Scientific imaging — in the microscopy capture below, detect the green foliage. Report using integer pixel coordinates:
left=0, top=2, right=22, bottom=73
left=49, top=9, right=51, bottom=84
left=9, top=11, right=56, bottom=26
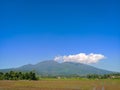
left=86, top=73, right=120, bottom=79
left=0, top=71, right=38, bottom=80
left=0, top=72, right=4, bottom=80
left=0, top=71, right=120, bottom=80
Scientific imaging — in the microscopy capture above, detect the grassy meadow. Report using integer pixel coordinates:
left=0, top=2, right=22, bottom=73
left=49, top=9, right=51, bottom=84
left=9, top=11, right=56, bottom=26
left=0, top=79, right=120, bottom=90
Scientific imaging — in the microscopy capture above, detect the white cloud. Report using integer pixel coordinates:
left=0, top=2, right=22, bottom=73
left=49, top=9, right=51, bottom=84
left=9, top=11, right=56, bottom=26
left=54, top=53, right=105, bottom=64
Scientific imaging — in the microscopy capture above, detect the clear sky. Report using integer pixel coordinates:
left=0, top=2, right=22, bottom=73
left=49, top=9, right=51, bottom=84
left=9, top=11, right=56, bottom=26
left=0, top=0, right=120, bottom=72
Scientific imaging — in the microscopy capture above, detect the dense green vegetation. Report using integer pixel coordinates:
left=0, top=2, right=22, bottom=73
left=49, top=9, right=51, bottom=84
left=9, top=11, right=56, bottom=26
left=0, top=71, right=38, bottom=80
left=41, top=73, right=120, bottom=79
left=86, top=73, right=120, bottom=79
left=0, top=71, right=120, bottom=80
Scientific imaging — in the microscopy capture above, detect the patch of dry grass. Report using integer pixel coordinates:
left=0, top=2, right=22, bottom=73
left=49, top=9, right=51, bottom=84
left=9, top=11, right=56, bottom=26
left=0, top=79, right=119, bottom=90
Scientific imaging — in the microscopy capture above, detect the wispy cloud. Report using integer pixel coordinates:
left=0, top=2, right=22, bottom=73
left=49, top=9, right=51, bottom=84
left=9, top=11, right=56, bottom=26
left=54, top=53, right=105, bottom=64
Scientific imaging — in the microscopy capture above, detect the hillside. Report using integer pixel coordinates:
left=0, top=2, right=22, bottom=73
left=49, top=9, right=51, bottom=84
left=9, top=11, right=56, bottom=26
left=0, top=60, right=113, bottom=76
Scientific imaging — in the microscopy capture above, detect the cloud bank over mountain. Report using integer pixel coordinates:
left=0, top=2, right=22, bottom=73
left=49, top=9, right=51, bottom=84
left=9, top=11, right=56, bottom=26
left=54, top=53, right=105, bottom=64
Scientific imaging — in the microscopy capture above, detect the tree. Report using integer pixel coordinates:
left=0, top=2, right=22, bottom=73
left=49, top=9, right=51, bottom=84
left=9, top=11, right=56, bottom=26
left=29, top=71, right=37, bottom=80
left=0, top=72, right=4, bottom=80
left=4, top=72, right=10, bottom=80
left=0, top=71, right=38, bottom=80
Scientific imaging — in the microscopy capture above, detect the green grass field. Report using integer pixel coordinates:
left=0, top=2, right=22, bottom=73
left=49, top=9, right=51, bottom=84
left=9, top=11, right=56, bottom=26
left=0, top=79, right=120, bottom=90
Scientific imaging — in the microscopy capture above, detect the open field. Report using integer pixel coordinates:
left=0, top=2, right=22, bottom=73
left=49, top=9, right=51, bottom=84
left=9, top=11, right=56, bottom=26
left=0, top=79, right=120, bottom=90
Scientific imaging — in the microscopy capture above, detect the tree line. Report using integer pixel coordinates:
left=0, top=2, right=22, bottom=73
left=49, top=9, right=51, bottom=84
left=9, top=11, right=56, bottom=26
left=0, top=71, right=38, bottom=80
left=39, top=73, right=120, bottom=79
left=0, top=71, right=120, bottom=80
left=86, top=73, right=120, bottom=79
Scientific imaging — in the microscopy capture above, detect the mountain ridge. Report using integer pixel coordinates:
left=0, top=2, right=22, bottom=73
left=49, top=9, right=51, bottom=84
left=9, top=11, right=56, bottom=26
left=0, top=60, right=114, bottom=76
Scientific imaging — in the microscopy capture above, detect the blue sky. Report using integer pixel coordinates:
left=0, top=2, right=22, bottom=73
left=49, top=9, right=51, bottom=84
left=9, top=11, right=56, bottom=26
left=0, top=0, right=120, bottom=72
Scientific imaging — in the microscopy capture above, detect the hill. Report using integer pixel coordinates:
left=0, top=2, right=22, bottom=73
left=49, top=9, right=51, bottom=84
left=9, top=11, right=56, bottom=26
left=0, top=60, right=113, bottom=76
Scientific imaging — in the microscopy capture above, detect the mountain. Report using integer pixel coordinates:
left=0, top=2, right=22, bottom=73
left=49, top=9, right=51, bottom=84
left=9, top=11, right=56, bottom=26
left=0, top=60, right=113, bottom=76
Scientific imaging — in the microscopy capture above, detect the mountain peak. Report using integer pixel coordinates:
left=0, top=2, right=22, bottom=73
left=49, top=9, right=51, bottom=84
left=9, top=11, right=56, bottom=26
left=0, top=60, right=113, bottom=75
